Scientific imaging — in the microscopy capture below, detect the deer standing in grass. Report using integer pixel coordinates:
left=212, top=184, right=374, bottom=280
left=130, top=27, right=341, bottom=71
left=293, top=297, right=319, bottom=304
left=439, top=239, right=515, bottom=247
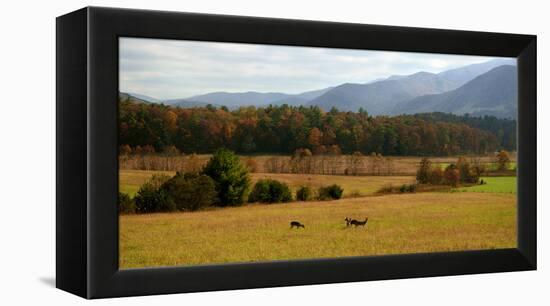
left=350, top=217, right=368, bottom=228
left=290, top=221, right=305, bottom=229
left=345, top=217, right=352, bottom=227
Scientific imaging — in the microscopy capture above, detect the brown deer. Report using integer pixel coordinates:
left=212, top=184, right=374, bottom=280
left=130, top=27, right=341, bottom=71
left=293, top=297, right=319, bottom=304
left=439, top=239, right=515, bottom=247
left=290, top=221, right=305, bottom=229
left=350, top=217, right=368, bottom=228
left=345, top=217, right=352, bottom=227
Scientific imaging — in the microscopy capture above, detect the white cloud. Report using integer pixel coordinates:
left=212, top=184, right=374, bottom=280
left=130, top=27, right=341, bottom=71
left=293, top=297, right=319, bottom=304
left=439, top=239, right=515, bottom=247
left=119, top=37, right=509, bottom=100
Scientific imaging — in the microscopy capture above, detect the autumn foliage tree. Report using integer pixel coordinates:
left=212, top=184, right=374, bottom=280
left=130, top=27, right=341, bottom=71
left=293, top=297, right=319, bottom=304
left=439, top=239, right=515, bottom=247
left=496, top=150, right=511, bottom=170
left=119, top=99, right=513, bottom=156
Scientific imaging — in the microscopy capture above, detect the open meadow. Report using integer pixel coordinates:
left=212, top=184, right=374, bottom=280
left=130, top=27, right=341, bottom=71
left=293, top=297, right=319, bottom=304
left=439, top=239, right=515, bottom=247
left=119, top=169, right=517, bottom=268
left=120, top=192, right=516, bottom=268
left=116, top=44, right=520, bottom=270
left=120, top=169, right=415, bottom=197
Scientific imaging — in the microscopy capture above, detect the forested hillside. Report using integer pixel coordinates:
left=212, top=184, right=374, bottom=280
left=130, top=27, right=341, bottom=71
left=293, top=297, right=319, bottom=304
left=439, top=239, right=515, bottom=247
left=119, top=99, right=516, bottom=156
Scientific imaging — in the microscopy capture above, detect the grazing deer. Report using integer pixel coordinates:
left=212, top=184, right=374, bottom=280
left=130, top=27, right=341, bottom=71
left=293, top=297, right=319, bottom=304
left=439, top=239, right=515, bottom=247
left=350, top=217, right=368, bottom=228
left=345, top=217, right=352, bottom=227
left=290, top=221, right=305, bottom=229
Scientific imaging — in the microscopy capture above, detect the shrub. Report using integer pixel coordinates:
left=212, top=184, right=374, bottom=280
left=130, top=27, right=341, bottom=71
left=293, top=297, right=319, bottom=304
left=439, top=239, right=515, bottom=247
left=496, top=150, right=511, bottom=170
left=201, top=148, right=250, bottom=206
left=428, top=166, right=444, bottom=184
left=377, top=184, right=394, bottom=194
left=248, top=179, right=292, bottom=203
left=416, top=158, right=431, bottom=184
left=118, top=192, right=135, bottom=214
left=444, top=164, right=460, bottom=187
left=134, top=174, right=171, bottom=213
left=318, top=184, right=344, bottom=200
left=296, top=186, right=313, bottom=201
left=119, top=144, right=132, bottom=156
left=457, top=157, right=479, bottom=184
left=161, top=172, right=217, bottom=211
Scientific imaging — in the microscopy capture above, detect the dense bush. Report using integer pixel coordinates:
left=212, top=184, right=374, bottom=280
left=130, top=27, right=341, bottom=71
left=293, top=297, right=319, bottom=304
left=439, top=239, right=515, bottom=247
left=496, top=150, right=511, bottom=170
left=399, top=184, right=417, bottom=193
left=318, top=184, right=344, bottom=200
left=118, top=192, right=135, bottom=214
left=427, top=166, right=444, bottom=185
left=457, top=157, right=480, bottom=184
left=417, top=157, right=481, bottom=187
left=162, top=172, right=217, bottom=211
left=134, top=174, right=171, bottom=213
left=296, top=186, right=313, bottom=201
left=201, top=149, right=250, bottom=206
left=416, top=158, right=431, bottom=184
left=443, top=164, right=460, bottom=187
left=378, top=183, right=417, bottom=194
left=248, top=179, right=292, bottom=203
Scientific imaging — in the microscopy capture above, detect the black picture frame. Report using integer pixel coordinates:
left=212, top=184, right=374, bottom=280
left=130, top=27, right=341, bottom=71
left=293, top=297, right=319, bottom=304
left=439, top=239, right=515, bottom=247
left=56, top=6, right=537, bottom=299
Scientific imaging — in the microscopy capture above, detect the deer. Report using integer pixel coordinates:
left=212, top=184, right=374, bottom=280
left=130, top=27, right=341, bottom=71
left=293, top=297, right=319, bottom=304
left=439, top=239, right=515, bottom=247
left=345, top=217, right=352, bottom=227
left=350, top=217, right=368, bottom=228
left=290, top=221, right=305, bottom=229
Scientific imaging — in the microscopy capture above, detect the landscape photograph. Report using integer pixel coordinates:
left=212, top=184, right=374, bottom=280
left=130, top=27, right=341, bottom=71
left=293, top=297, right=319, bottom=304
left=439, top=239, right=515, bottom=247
left=118, top=37, right=517, bottom=269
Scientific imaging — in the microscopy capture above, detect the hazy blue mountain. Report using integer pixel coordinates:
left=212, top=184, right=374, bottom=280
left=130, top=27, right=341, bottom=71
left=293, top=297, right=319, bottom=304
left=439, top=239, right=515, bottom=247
left=168, top=99, right=221, bottom=108
left=294, top=87, right=334, bottom=100
left=393, top=65, right=517, bottom=119
left=270, top=96, right=309, bottom=106
left=437, top=58, right=516, bottom=87
left=174, top=91, right=293, bottom=108
left=119, top=92, right=151, bottom=104
left=307, top=71, right=456, bottom=114
left=123, top=59, right=517, bottom=114
left=127, top=92, right=161, bottom=103
left=305, top=59, right=516, bottom=114
left=169, top=86, right=335, bottom=108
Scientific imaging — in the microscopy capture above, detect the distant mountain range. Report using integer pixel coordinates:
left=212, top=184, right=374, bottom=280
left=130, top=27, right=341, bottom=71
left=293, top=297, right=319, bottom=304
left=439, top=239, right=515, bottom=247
left=393, top=65, right=517, bottom=118
left=120, top=58, right=517, bottom=119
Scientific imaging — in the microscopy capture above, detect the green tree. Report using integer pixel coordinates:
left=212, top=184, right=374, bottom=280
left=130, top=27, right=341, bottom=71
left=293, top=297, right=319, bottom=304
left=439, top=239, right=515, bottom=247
left=134, top=174, right=171, bottom=213
left=248, top=179, right=292, bottom=203
left=162, top=172, right=217, bottom=211
left=318, top=184, right=344, bottom=200
left=118, top=192, right=135, bottom=214
left=201, top=148, right=250, bottom=206
left=296, top=186, right=313, bottom=201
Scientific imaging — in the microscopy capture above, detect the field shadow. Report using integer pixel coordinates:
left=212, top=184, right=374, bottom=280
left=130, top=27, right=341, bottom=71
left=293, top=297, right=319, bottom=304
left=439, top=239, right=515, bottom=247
left=38, top=277, right=55, bottom=288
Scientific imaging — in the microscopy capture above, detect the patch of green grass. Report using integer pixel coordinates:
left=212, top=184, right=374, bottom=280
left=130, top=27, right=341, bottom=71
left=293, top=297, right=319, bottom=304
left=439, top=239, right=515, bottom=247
left=455, top=176, right=516, bottom=194
left=120, top=192, right=516, bottom=268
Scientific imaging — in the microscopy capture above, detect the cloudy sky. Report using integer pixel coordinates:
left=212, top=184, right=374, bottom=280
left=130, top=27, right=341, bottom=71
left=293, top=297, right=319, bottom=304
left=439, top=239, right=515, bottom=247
left=120, top=37, right=505, bottom=100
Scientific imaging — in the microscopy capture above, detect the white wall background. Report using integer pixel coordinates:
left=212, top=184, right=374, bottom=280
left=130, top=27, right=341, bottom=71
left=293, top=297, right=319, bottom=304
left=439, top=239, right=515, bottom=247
left=0, top=0, right=546, bottom=304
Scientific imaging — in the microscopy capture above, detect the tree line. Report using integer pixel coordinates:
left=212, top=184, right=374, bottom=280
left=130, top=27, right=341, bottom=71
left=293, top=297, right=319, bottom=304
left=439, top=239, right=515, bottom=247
left=119, top=149, right=344, bottom=214
left=119, top=98, right=516, bottom=156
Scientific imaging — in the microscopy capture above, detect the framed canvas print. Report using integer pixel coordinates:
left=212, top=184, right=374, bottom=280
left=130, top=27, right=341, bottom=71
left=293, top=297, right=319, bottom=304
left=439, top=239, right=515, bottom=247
left=56, top=7, right=537, bottom=299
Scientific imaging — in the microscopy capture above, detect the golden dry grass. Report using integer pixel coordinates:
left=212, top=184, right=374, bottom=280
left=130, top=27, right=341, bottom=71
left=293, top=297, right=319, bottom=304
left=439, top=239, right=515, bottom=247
left=120, top=154, right=517, bottom=176
left=119, top=170, right=415, bottom=197
left=120, top=192, right=516, bottom=268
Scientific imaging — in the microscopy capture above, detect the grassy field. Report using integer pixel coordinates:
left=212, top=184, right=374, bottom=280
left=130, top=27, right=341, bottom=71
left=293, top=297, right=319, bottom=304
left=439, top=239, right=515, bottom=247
left=120, top=170, right=415, bottom=197
left=120, top=153, right=517, bottom=176
left=120, top=192, right=517, bottom=268
left=434, top=161, right=517, bottom=171
left=455, top=176, right=517, bottom=194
